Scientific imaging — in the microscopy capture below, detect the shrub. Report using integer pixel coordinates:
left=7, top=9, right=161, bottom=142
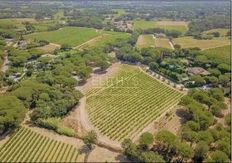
left=56, top=126, right=76, bottom=137
left=37, top=117, right=61, bottom=130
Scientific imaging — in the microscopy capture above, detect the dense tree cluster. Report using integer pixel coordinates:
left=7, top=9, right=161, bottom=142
left=180, top=89, right=230, bottom=162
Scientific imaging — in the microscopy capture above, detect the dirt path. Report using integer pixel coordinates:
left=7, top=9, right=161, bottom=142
left=76, top=62, right=121, bottom=93
left=1, top=51, right=9, bottom=72
left=169, top=40, right=175, bottom=50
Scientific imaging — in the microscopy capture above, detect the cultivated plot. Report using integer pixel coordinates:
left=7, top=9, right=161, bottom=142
left=0, top=127, right=79, bottom=162
left=85, top=65, right=183, bottom=141
left=25, top=27, right=100, bottom=46
left=136, top=34, right=156, bottom=49
left=133, top=20, right=188, bottom=33
left=173, top=36, right=230, bottom=50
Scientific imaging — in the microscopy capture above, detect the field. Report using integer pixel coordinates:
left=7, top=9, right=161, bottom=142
left=155, top=38, right=172, bottom=49
left=25, top=27, right=100, bottom=46
left=133, top=20, right=188, bottom=33
left=0, top=127, right=79, bottom=162
left=202, top=28, right=230, bottom=37
left=76, top=31, right=130, bottom=49
left=173, top=36, right=230, bottom=50
left=85, top=65, right=183, bottom=141
left=136, top=35, right=155, bottom=48
left=201, top=45, right=230, bottom=64
left=0, top=18, right=36, bottom=29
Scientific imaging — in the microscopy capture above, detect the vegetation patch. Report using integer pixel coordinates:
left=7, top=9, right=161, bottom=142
left=25, top=27, right=101, bottom=47
left=155, top=38, right=172, bottom=49
left=0, top=128, right=79, bottom=162
left=86, top=65, right=183, bottom=141
left=136, top=35, right=155, bottom=49
left=173, top=36, right=230, bottom=50
left=201, top=45, right=230, bottom=65
left=133, top=20, right=188, bottom=33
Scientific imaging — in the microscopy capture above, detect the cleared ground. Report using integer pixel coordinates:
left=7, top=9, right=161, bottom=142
left=0, top=127, right=79, bottom=162
left=25, top=27, right=101, bottom=46
left=136, top=34, right=155, bottom=49
left=85, top=65, right=183, bottom=141
left=133, top=20, right=188, bottom=33
left=173, top=36, right=230, bottom=50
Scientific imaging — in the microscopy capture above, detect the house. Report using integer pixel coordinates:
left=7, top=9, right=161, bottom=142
left=188, top=67, right=210, bottom=76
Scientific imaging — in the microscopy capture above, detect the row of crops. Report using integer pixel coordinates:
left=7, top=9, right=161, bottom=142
left=86, top=65, right=184, bottom=141
left=0, top=127, right=79, bottom=162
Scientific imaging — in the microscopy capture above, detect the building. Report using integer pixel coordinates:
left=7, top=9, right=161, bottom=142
left=188, top=67, right=210, bottom=76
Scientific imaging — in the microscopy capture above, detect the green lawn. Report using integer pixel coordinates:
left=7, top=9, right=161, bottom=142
left=25, top=27, right=101, bottom=46
left=86, top=64, right=183, bottom=141
left=133, top=20, right=188, bottom=33
left=201, top=45, right=230, bottom=64
left=173, top=36, right=230, bottom=50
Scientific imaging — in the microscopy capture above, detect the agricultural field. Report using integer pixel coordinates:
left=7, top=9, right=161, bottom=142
left=0, top=18, right=36, bottom=29
left=173, top=36, right=230, bottom=50
left=133, top=20, right=188, bottom=33
left=77, top=31, right=130, bottom=49
left=202, top=28, right=230, bottom=37
left=201, top=45, right=230, bottom=64
left=85, top=65, right=183, bottom=141
left=25, top=27, right=101, bottom=46
left=155, top=38, right=172, bottom=49
left=136, top=34, right=155, bottom=49
left=0, top=127, right=79, bottom=162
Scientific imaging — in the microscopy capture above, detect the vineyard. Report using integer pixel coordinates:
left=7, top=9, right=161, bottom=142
left=85, top=65, right=183, bottom=141
left=0, top=128, right=79, bottom=162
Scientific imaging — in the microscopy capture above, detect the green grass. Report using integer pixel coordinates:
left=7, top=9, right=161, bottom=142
left=53, top=9, right=65, bottom=20
left=133, top=20, right=188, bottom=33
left=0, top=18, right=35, bottom=29
left=201, top=45, right=230, bottom=64
left=86, top=65, right=183, bottom=141
left=78, top=31, right=130, bottom=48
left=202, top=28, right=230, bottom=37
left=155, top=38, right=172, bottom=49
left=25, top=27, right=101, bottom=46
left=0, top=127, right=79, bottom=162
left=136, top=34, right=155, bottom=49
left=173, top=36, right=230, bottom=50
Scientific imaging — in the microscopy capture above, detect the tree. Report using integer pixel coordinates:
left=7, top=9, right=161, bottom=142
left=149, top=62, right=159, bottom=72
left=155, top=130, right=176, bottom=148
left=206, top=151, right=229, bottom=163
left=121, top=139, right=140, bottom=162
left=194, top=141, right=209, bottom=163
left=217, top=63, right=230, bottom=73
left=139, top=132, right=154, bottom=149
left=0, top=95, right=26, bottom=135
left=83, top=130, right=97, bottom=150
left=216, top=140, right=231, bottom=157
left=98, top=60, right=110, bottom=71
left=224, top=113, right=231, bottom=126
left=139, top=151, right=164, bottom=163
left=218, top=75, right=230, bottom=87
left=190, top=75, right=206, bottom=86
left=60, top=44, right=71, bottom=51
left=176, top=142, right=193, bottom=162
left=174, top=44, right=181, bottom=49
